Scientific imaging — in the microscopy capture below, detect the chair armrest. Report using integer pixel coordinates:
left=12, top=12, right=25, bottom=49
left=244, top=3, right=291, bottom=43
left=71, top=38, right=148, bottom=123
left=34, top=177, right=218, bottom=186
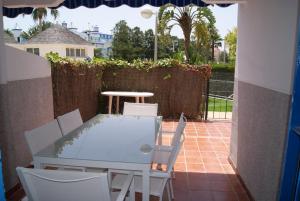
left=115, top=172, right=134, bottom=201
left=160, top=130, right=176, bottom=135
left=154, top=145, right=173, bottom=152
left=150, top=169, right=170, bottom=178
left=109, top=169, right=141, bottom=175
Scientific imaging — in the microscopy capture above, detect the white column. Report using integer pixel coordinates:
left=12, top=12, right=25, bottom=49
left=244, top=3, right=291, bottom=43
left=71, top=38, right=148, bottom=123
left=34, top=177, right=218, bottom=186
left=0, top=0, right=7, bottom=84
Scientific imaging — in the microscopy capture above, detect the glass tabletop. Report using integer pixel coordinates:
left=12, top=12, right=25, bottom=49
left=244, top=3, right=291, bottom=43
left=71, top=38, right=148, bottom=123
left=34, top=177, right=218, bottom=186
left=35, top=114, right=162, bottom=164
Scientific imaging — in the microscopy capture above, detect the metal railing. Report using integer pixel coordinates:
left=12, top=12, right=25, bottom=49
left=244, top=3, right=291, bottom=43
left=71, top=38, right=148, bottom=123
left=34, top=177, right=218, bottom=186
left=207, top=94, right=233, bottom=119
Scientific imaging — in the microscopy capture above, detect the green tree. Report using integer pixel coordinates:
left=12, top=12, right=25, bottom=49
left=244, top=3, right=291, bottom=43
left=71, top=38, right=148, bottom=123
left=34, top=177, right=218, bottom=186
left=158, top=5, right=215, bottom=63
left=4, top=29, right=13, bottom=37
left=111, top=20, right=133, bottom=60
left=31, top=8, right=59, bottom=26
left=130, top=27, right=145, bottom=59
left=225, top=27, right=237, bottom=62
left=94, top=48, right=103, bottom=58
left=20, top=21, right=52, bottom=40
left=112, top=20, right=133, bottom=61
left=208, top=26, right=222, bottom=62
left=144, top=29, right=155, bottom=59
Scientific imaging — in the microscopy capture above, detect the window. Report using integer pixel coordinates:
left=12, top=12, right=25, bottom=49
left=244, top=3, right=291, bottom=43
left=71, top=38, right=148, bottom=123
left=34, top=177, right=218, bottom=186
left=66, top=48, right=70, bottom=56
left=70, top=48, right=75, bottom=57
left=80, top=49, right=86, bottom=57
left=66, top=48, right=86, bottom=58
left=26, top=48, right=40, bottom=56
left=76, top=49, right=81, bottom=57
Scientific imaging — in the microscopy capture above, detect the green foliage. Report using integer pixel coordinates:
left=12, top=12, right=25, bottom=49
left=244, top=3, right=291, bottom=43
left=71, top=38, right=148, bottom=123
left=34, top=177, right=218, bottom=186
left=4, top=29, right=14, bottom=37
left=111, top=20, right=184, bottom=61
left=46, top=52, right=211, bottom=75
left=208, top=97, right=233, bottom=112
left=163, top=73, right=172, bottom=80
left=225, top=27, right=237, bottom=63
left=21, top=21, right=52, bottom=40
left=158, top=5, right=219, bottom=63
left=31, top=8, right=59, bottom=26
left=94, top=48, right=103, bottom=58
left=111, top=20, right=133, bottom=61
left=211, top=62, right=235, bottom=72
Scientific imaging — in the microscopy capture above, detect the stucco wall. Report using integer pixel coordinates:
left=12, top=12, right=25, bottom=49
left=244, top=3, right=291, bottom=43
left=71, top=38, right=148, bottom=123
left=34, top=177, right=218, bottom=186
left=9, top=43, right=94, bottom=59
left=230, top=0, right=299, bottom=200
left=0, top=46, right=54, bottom=189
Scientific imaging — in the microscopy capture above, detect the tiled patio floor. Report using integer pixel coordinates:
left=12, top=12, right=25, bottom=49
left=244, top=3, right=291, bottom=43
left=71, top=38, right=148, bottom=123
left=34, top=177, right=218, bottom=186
left=8, top=120, right=251, bottom=201
left=159, top=120, right=251, bottom=201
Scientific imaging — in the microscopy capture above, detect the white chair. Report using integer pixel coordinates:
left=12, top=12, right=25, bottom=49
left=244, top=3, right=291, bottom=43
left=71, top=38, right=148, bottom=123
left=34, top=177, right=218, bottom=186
left=123, top=102, right=158, bottom=116
left=17, top=167, right=134, bottom=201
left=57, top=109, right=83, bottom=135
left=110, top=136, right=184, bottom=201
left=154, top=113, right=187, bottom=164
left=25, top=119, right=62, bottom=157
left=25, top=120, right=86, bottom=171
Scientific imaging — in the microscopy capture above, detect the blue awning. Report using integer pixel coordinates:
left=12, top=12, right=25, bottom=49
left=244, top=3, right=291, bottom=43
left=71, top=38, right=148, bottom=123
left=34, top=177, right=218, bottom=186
left=3, top=0, right=230, bottom=18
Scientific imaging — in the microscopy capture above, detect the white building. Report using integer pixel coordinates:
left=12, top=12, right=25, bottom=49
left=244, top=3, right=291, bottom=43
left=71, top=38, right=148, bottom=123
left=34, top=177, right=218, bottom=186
left=10, top=24, right=94, bottom=59
left=80, top=25, right=113, bottom=58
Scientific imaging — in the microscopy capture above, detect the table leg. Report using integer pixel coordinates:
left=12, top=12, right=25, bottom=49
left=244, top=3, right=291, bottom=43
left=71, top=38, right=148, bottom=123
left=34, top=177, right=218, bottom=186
left=108, top=96, right=113, bottom=114
left=116, top=96, right=120, bottom=114
left=141, top=97, right=145, bottom=103
left=142, top=169, right=150, bottom=201
left=135, top=97, right=139, bottom=103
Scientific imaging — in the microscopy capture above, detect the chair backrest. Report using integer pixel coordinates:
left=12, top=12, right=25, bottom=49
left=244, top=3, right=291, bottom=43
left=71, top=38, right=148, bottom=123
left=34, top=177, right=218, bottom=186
left=16, top=167, right=112, bottom=201
left=166, top=136, right=184, bottom=174
left=170, top=113, right=187, bottom=147
left=57, top=109, right=83, bottom=135
left=25, top=120, right=62, bottom=156
left=123, top=102, right=158, bottom=116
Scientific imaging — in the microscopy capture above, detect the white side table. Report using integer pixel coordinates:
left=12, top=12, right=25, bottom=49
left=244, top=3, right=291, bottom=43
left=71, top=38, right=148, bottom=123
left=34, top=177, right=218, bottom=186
left=101, top=91, right=154, bottom=114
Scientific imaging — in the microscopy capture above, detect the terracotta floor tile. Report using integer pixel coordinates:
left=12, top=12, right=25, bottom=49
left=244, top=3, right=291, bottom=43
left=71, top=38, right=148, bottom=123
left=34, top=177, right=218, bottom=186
left=210, top=181, right=234, bottom=192
left=200, top=151, right=217, bottom=158
left=212, top=191, right=238, bottom=201
left=202, top=157, right=220, bottom=164
left=174, top=163, right=186, bottom=172
left=189, top=191, right=214, bottom=201
left=186, top=156, right=203, bottom=164
left=187, top=163, right=206, bottom=173
left=205, top=164, right=224, bottom=173
left=185, top=150, right=201, bottom=156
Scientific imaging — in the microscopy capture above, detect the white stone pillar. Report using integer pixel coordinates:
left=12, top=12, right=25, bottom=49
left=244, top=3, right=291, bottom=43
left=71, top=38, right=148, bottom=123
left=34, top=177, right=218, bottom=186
left=0, top=0, right=7, bottom=84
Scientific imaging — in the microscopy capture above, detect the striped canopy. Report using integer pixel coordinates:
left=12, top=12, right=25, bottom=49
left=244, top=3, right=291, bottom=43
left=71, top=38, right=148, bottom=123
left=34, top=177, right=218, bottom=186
left=3, top=0, right=230, bottom=18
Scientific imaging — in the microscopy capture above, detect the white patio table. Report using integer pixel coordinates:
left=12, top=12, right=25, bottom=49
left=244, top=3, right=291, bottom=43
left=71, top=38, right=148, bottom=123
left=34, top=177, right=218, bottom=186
left=101, top=91, right=154, bottom=114
left=33, top=114, right=162, bottom=201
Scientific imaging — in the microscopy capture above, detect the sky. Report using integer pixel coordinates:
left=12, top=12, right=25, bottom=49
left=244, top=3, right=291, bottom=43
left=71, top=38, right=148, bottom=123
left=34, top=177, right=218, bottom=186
left=3, top=4, right=237, bottom=40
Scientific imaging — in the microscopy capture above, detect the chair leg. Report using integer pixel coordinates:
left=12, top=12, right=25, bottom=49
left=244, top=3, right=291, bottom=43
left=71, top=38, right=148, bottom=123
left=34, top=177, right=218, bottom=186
left=129, top=176, right=135, bottom=201
left=169, top=180, right=174, bottom=199
left=166, top=181, right=171, bottom=201
left=172, top=168, right=176, bottom=179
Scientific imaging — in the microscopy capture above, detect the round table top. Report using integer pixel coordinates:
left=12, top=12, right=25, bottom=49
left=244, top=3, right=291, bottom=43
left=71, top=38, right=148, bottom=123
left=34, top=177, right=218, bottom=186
left=101, top=91, right=154, bottom=97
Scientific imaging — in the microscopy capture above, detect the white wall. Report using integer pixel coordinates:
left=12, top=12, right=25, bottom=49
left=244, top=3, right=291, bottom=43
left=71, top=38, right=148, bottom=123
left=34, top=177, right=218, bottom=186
left=4, top=46, right=51, bottom=81
left=230, top=0, right=300, bottom=200
left=0, top=0, right=7, bottom=84
left=236, top=0, right=299, bottom=95
left=10, top=43, right=94, bottom=59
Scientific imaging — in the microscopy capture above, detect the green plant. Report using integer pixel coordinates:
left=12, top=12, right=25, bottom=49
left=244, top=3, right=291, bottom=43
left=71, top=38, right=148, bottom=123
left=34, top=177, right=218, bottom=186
left=46, top=52, right=212, bottom=78
left=163, top=73, right=172, bottom=80
left=211, top=62, right=235, bottom=72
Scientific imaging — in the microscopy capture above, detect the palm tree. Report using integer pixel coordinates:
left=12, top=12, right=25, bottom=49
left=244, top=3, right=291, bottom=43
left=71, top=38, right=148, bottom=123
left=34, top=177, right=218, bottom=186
left=158, top=5, right=215, bottom=63
left=32, top=8, right=59, bottom=27
left=20, top=21, right=52, bottom=40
